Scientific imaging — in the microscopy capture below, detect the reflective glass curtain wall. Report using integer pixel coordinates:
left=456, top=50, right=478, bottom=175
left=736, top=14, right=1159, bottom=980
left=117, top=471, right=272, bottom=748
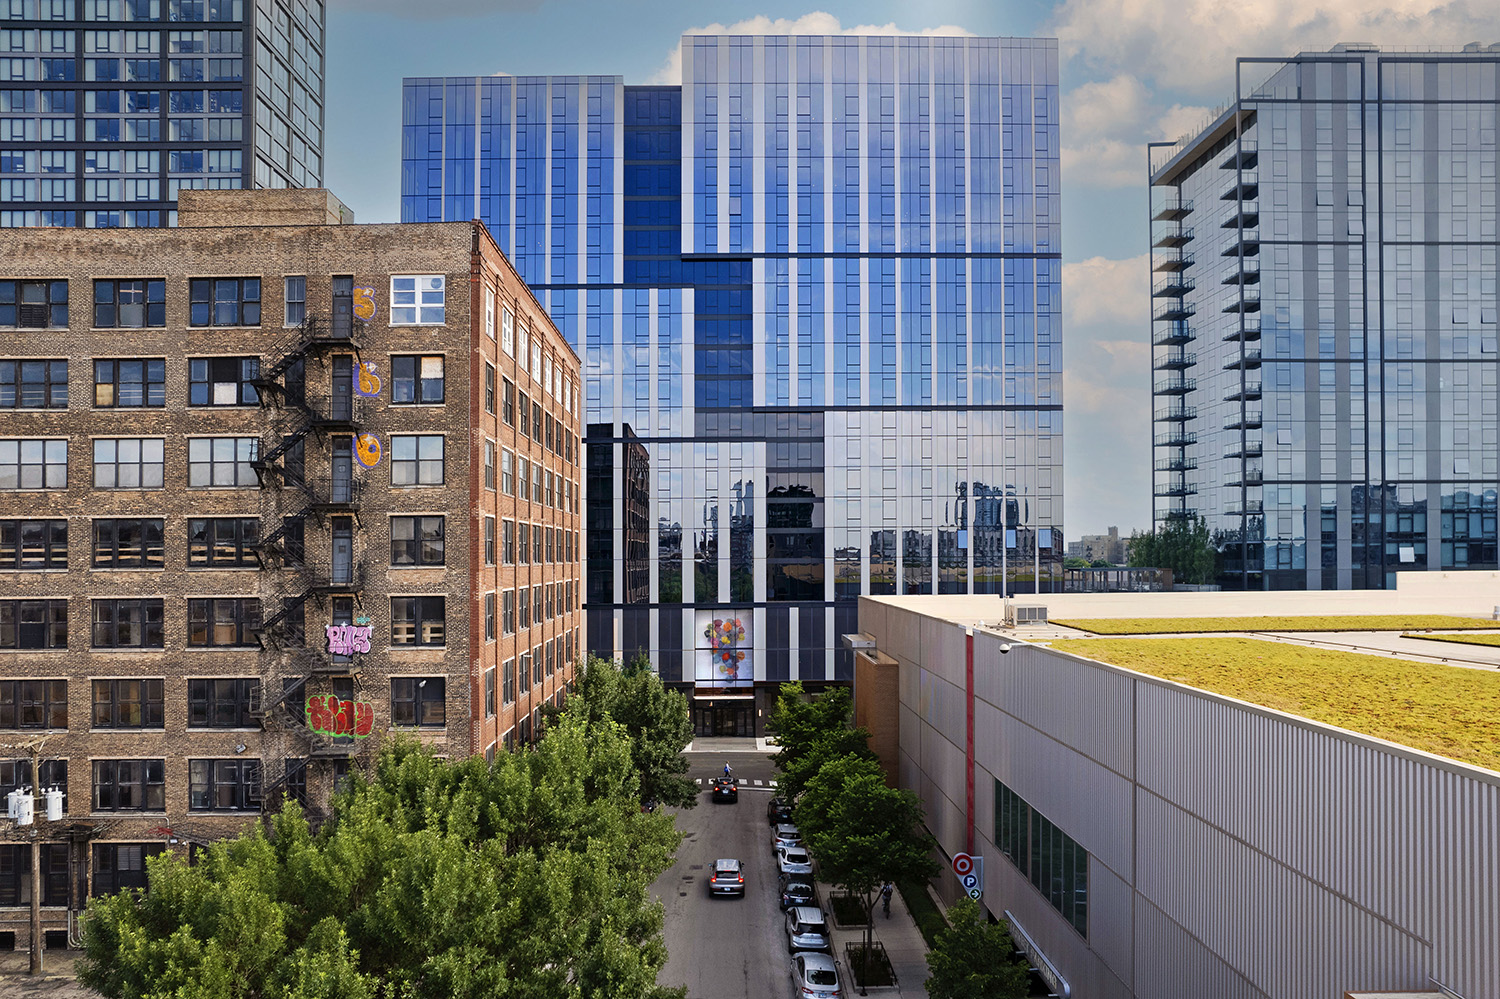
left=402, top=35, right=1062, bottom=683
left=0, top=0, right=324, bottom=228
left=1149, top=45, right=1500, bottom=589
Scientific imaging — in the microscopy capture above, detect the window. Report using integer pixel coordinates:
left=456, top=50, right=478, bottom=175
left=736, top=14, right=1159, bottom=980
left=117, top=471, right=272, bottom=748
left=484, top=441, right=495, bottom=490
left=94, top=437, right=165, bottom=489
left=545, top=527, right=554, bottom=564
left=0, top=758, right=67, bottom=819
left=484, top=592, right=495, bottom=640
left=391, top=515, right=444, bottom=566
left=501, top=305, right=514, bottom=356
left=284, top=275, right=305, bottom=326
left=92, top=598, right=164, bottom=648
left=390, top=275, right=444, bottom=325
left=93, top=518, right=163, bottom=568
left=187, top=677, right=259, bottom=728
left=92, top=759, right=165, bottom=811
left=502, top=377, right=515, bottom=425
left=187, top=517, right=258, bottom=567
left=518, top=459, right=530, bottom=503
left=0, top=679, right=66, bottom=728
left=392, top=355, right=444, bottom=404
left=531, top=342, right=542, bottom=384
left=94, top=358, right=165, bottom=407
left=0, top=359, right=67, bottom=408
left=502, top=657, right=515, bottom=704
left=0, top=844, right=68, bottom=907
left=517, top=325, right=528, bottom=371
left=501, top=590, right=514, bottom=635
left=0, top=280, right=68, bottom=328
left=0, top=439, right=67, bottom=490
left=532, top=644, right=542, bottom=684
left=390, top=596, right=444, bottom=646
left=0, top=520, right=67, bottom=569
left=483, top=516, right=494, bottom=566
left=91, top=843, right=165, bottom=896
left=189, top=277, right=260, bottom=326
left=483, top=666, right=495, bottom=717
left=518, top=587, right=530, bottom=629
left=518, top=523, right=530, bottom=565
left=188, top=437, right=258, bottom=487
left=519, top=651, right=531, bottom=690
left=501, top=449, right=514, bottom=495
left=93, top=279, right=164, bottom=327
left=531, top=400, right=542, bottom=442
left=532, top=525, right=542, bottom=563
left=92, top=678, right=164, bottom=728
left=187, top=597, right=260, bottom=647
left=546, top=639, right=555, bottom=677
left=391, top=435, right=443, bottom=486
left=391, top=676, right=445, bottom=726
left=484, top=286, right=495, bottom=339
left=995, top=780, right=1089, bottom=937
left=188, top=758, right=260, bottom=810
left=501, top=520, right=514, bottom=564
left=484, top=363, right=495, bottom=414
left=188, top=356, right=259, bottom=405
left=0, top=600, right=67, bottom=649
left=519, top=392, right=530, bottom=436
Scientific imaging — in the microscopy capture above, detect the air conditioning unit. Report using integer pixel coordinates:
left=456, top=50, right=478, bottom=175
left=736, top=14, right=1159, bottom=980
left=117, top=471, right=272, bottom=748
left=1007, top=604, right=1048, bottom=626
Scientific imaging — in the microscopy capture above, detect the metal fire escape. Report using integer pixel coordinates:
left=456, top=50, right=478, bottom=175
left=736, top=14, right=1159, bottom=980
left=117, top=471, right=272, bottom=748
left=249, top=305, right=371, bottom=818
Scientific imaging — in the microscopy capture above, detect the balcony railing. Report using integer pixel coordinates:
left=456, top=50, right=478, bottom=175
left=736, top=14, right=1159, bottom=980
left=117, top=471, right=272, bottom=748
left=1155, top=429, right=1197, bottom=448
left=1157, top=404, right=1197, bottom=422
left=1221, top=287, right=1262, bottom=313
left=1223, top=380, right=1263, bottom=402
left=1152, top=226, right=1194, bottom=248
left=1152, top=196, right=1194, bottom=221
left=1223, top=409, right=1264, bottom=431
left=1153, top=322, right=1195, bottom=346
left=1221, top=170, right=1259, bottom=200
left=1154, top=351, right=1197, bottom=370
left=1154, top=375, right=1197, bottom=395
left=1221, top=258, right=1261, bottom=284
left=1223, top=440, right=1263, bottom=459
left=1152, top=275, right=1195, bottom=297
left=1154, top=299, right=1196, bottom=322
left=1220, top=138, right=1258, bottom=170
left=1154, top=250, right=1194, bottom=273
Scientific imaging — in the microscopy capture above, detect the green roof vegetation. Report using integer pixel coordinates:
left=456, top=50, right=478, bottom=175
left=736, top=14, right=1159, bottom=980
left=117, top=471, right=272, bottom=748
left=1048, top=637, right=1500, bottom=772
left=1400, top=632, right=1500, bottom=649
left=1051, top=615, right=1500, bottom=635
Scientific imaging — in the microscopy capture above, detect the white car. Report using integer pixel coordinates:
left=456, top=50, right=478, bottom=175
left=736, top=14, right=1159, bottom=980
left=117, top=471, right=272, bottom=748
left=772, top=823, right=803, bottom=851
left=784, top=905, right=831, bottom=953
left=776, top=844, right=813, bottom=876
left=791, top=951, right=841, bottom=998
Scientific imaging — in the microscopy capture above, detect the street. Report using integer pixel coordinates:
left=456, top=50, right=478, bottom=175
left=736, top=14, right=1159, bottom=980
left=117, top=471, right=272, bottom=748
left=655, top=749, right=794, bottom=999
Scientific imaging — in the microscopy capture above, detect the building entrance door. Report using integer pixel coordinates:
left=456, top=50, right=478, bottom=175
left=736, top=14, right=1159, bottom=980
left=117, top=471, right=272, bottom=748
left=692, top=700, right=754, bottom=737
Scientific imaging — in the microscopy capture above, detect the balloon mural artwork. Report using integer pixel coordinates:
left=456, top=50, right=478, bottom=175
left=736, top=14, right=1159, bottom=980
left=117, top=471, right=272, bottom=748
left=704, top=617, right=747, bottom=682
left=353, top=432, right=382, bottom=469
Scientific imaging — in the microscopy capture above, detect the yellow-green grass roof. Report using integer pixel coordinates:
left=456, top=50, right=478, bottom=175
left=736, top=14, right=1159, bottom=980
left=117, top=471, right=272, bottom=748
left=1048, top=637, right=1500, bottom=772
left=1400, top=632, right=1500, bottom=649
left=1051, top=615, right=1500, bottom=636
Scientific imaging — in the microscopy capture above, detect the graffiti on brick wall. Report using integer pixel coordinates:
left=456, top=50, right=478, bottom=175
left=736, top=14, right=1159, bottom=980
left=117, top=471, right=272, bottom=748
left=307, top=695, right=375, bottom=738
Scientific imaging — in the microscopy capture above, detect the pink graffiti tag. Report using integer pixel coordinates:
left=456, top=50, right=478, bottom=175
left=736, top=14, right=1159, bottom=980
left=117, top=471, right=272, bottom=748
left=325, top=624, right=373, bottom=656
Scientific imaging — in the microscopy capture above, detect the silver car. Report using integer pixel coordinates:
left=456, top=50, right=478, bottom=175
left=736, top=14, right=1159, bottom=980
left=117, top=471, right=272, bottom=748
left=790, top=951, right=841, bottom=998
left=784, top=905, right=831, bottom=953
left=772, top=822, right=803, bottom=851
left=776, top=844, right=813, bottom=876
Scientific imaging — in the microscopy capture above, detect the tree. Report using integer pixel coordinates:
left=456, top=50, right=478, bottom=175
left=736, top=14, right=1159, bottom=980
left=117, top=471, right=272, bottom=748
left=767, top=682, right=875, bottom=802
left=924, top=897, right=1029, bottom=999
left=1127, top=515, right=1218, bottom=584
left=574, top=653, right=697, bottom=809
left=796, top=754, right=937, bottom=991
left=79, top=710, right=687, bottom=999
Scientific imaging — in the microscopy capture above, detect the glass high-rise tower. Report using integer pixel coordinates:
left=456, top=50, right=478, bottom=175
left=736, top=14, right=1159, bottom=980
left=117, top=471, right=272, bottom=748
left=1150, top=43, right=1500, bottom=590
left=1, top=0, right=324, bottom=228
left=403, top=33, right=1062, bottom=731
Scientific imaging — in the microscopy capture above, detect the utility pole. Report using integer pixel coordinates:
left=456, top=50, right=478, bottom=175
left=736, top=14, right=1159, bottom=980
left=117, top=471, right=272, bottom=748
left=2, top=735, right=53, bottom=976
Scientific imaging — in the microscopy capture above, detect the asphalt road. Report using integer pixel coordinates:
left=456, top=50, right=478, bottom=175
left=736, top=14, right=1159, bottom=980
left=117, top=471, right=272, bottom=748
left=655, top=756, right=794, bottom=999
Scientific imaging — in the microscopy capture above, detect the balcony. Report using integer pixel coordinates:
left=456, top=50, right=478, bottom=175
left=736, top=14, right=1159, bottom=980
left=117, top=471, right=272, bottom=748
left=1221, top=287, right=1261, bottom=313
left=1224, top=500, right=1265, bottom=517
left=1221, top=228, right=1261, bottom=255
left=1220, top=138, right=1258, bottom=170
left=1221, top=258, right=1261, bottom=284
left=1154, top=299, right=1196, bottom=322
left=1153, top=274, right=1195, bottom=297
left=1225, top=468, right=1265, bottom=487
left=1154, top=375, right=1197, bottom=396
left=1156, top=507, right=1199, bottom=521
left=1155, top=429, right=1197, bottom=448
left=1156, top=456, right=1198, bottom=472
left=1153, top=225, right=1194, bottom=248
left=1154, top=250, right=1194, bottom=273
left=1153, top=322, right=1195, bottom=346
left=1157, top=404, right=1197, bottom=423
left=1154, top=351, right=1197, bottom=370
left=1223, top=409, right=1264, bottom=431
left=1222, top=313, right=1263, bottom=341
left=1221, top=170, right=1259, bottom=200
left=1152, top=196, right=1194, bottom=221
left=1222, top=349, right=1262, bottom=369
left=1223, top=380, right=1263, bottom=402
left=1223, top=440, right=1263, bottom=460
left=1154, top=481, right=1198, bottom=498
left=1221, top=202, right=1260, bottom=229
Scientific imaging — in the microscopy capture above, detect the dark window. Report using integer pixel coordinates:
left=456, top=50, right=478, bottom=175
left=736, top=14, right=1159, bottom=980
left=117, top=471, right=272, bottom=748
left=91, top=843, right=165, bottom=896
left=189, top=277, right=260, bottom=326
left=390, top=596, right=444, bottom=646
left=519, top=392, right=530, bottom=436
left=484, top=441, right=495, bottom=490
left=502, top=520, right=514, bottom=564
left=92, top=760, right=165, bottom=811
left=484, top=363, right=494, bottom=414
left=392, top=355, right=444, bottom=404
left=502, top=658, right=515, bottom=705
left=0, top=280, right=68, bottom=329
left=187, top=597, right=260, bottom=647
left=0, top=679, right=66, bottom=728
left=501, top=378, right=515, bottom=425
left=94, top=358, right=166, bottom=407
left=93, top=279, right=165, bottom=328
left=93, top=519, right=164, bottom=568
left=483, top=666, right=495, bottom=717
left=484, top=517, right=495, bottom=566
left=188, top=356, right=260, bottom=406
left=92, top=598, right=165, bottom=648
left=188, top=759, right=261, bottom=810
left=282, top=757, right=308, bottom=809
left=0, top=758, right=67, bottom=813
left=0, top=844, right=68, bottom=906
left=390, top=515, right=444, bottom=566
left=92, top=678, right=164, bottom=728
left=518, top=587, right=530, bottom=629
left=0, top=359, right=67, bottom=409
left=518, top=523, right=530, bottom=565
left=391, top=435, right=444, bottom=486
left=501, top=590, right=515, bottom=635
left=532, top=400, right=542, bottom=441
left=186, top=677, right=260, bottom=728
left=390, top=676, right=445, bottom=727
left=995, top=780, right=1089, bottom=938
left=0, top=520, right=67, bottom=569
left=484, top=592, right=495, bottom=640
left=187, top=517, right=259, bottom=567
left=0, top=600, right=67, bottom=649
left=0, top=439, right=67, bottom=490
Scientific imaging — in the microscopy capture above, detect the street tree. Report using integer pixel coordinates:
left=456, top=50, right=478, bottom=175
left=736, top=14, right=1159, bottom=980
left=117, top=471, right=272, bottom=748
left=1127, top=515, right=1218, bottom=585
left=924, top=897, right=1029, bottom=999
left=573, top=652, right=697, bottom=808
left=768, top=681, right=875, bottom=802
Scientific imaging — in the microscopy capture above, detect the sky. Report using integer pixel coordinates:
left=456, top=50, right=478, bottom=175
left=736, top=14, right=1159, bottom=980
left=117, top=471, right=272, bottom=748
left=322, top=0, right=1499, bottom=539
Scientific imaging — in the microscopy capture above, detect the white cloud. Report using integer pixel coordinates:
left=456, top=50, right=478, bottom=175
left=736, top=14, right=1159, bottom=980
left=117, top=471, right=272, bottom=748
left=328, top=0, right=540, bottom=16
left=1064, top=253, right=1151, bottom=329
left=1060, top=74, right=1213, bottom=188
left=1052, top=0, right=1499, bottom=93
left=644, top=12, right=976, bottom=85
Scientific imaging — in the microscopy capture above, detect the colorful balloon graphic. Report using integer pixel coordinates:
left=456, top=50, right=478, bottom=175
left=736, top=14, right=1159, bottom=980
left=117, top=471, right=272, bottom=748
left=353, top=286, right=377, bottom=321
left=355, top=361, right=382, bottom=398
left=353, top=433, right=382, bottom=468
left=703, top=617, right=748, bottom=681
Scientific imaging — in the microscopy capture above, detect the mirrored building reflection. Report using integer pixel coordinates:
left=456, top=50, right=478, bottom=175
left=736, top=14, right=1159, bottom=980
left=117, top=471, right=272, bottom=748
left=402, top=33, right=1063, bottom=731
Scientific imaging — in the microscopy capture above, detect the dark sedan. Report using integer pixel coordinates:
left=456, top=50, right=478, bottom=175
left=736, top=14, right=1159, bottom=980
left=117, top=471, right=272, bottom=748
left=778, top=873, right=816, bottom=910
left=767, top=796, right=793, bottom=824
left=710, top=777, right=739, bottom=803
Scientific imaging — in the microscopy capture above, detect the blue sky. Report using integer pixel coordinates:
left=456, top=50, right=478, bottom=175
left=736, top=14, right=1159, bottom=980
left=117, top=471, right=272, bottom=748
left=322, top=0, right=1493, bottom=539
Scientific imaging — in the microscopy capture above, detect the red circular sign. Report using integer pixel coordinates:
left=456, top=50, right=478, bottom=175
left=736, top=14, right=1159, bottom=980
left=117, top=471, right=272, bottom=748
left=952, top=852, right=974, bottom=876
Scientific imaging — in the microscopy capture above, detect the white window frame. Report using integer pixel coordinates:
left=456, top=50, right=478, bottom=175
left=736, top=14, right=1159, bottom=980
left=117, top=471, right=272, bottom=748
left=501, top=304, right=514, bottom=356
left=390, top=275, right=445, bottom=326
left=484, top=286, right=495, bottom=340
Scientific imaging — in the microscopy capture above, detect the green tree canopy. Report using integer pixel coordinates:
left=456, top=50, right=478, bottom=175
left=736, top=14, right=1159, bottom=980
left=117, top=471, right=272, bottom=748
left=767, top=682, right=875, bottom=802
left=79, top=707, right=686, bottom=999
left=1126, top=515, right=1218, bottom=585
left=574, top=652, right=697, bottom=808
left=924, top=897, right=1030, bottom=999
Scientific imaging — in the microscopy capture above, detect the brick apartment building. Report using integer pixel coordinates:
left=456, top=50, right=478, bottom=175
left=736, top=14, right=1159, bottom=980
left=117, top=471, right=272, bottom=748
left=0, top=188, right=582, bottom=947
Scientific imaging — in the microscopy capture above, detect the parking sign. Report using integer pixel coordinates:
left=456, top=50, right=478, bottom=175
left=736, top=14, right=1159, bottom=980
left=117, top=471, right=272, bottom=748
left=951, top=853, right=983, bottom=900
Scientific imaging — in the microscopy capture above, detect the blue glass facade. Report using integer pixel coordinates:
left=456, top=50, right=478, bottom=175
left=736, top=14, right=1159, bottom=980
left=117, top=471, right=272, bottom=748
left=402, top=34, right=1061, bottom=705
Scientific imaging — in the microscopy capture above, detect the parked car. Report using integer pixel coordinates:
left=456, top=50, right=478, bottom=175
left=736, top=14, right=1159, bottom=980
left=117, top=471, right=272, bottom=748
left=790, top=951, right=841, bottom=999
left=772, top=823, right=803, bottom=850
left=710, top=777, right=738, bottom=803
left=778, top=873, right=817, bottom=910
left=776, top=844, right=813, bottom=876
left=784, top=905, right=831, bottom=953
left=767, top=796, right=794, bottom=825
left=708, top=858, right=745, bottom=897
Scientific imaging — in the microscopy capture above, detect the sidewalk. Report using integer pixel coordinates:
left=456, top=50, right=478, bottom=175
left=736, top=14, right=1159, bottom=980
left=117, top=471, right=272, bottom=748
left=819, top=882, right=930, bottom=998
left=0, top=950, right=101, bottom=998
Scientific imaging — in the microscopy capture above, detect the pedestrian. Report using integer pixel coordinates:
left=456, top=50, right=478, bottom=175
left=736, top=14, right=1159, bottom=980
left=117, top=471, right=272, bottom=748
left=880, top=882, right=893, bottom=918
left=724, top=761, right=733, bottom=778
